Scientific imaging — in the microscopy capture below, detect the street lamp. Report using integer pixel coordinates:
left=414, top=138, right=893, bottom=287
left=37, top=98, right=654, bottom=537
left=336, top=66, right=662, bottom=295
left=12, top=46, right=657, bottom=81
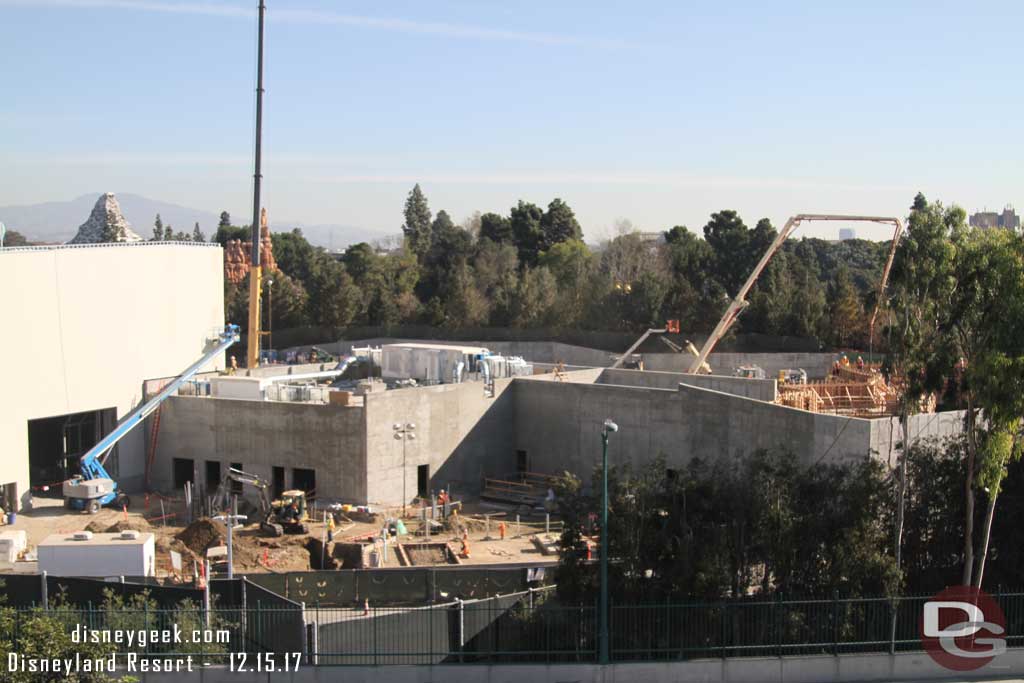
left=599, top=418, right=617, bottom=665
left=393, top=422, right=416, bottom=516
left=265, top=278, right=274, bottom=362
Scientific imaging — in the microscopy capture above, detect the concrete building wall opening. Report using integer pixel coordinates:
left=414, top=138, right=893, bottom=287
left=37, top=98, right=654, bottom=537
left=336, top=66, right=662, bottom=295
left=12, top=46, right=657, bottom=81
left=27, top=407, right=115, bottom=493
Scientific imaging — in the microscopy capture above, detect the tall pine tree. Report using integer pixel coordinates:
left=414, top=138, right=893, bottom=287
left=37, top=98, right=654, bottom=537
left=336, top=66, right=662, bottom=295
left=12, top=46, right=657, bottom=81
left=401, top=184, right=432, bottom=259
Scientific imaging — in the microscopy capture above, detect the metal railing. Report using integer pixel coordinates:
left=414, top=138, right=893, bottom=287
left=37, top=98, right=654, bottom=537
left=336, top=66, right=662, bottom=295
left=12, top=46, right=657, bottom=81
left=4, top=590, right=1024, bottom=665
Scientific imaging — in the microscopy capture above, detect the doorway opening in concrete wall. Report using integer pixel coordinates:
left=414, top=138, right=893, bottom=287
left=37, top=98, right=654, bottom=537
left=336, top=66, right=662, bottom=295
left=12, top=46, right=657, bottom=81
left=516, top=450, right=529, bottom=475
left=292, top=468, right=315, bottom=496
left=205, top=460, right=221, bottom=491
left=173, top=458, right=194, bottom=490
left=27, top=407, right=116, bottom=495
left=272, top=466, right=285, bottom=499
left=417, top=465, right=429, bottom=498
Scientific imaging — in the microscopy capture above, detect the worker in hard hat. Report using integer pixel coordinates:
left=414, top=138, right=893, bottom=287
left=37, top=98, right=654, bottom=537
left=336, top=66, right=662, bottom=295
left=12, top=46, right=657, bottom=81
left=437, top=489, right=448, bottom=518
left=856, top=355, right=865, bottom=370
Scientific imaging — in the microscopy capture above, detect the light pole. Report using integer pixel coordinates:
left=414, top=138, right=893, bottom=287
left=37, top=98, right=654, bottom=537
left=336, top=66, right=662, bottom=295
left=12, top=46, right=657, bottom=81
left=212, top=495, right=247, bottom=580
left=393, top=422, right=416, bottom=516
left=265, top=278, right=273, bottom=359
left=599, top=418, right=617, bottom=665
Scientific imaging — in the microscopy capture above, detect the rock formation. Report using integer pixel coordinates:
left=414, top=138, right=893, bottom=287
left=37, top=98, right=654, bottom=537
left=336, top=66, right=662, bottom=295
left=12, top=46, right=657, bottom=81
left=67, top=193, right=143, bottom=244
left=224, top=208, right=277, bottom=284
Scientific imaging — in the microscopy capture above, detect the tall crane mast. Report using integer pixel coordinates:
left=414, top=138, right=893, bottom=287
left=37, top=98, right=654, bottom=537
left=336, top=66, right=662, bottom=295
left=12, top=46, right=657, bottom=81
left=246, top=0, right=267, bottom=369
left=687, top=214, right=903, bottom=374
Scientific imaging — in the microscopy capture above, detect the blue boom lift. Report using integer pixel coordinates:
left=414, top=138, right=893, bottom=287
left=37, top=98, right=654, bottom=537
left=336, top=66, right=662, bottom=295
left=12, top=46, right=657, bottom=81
left=62, top=325, right=240, bottom=513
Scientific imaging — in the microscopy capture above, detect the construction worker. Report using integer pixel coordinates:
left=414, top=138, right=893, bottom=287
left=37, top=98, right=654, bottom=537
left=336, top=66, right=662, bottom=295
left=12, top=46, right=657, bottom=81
left=841, top=354, right=850, bottom=367
left=227, top=355, right=238, bottom=375
left=327, top=514, right=335, bottom=543
left=498, top=521, right=506, bottom=541
left=437, top=489, right=448, bottom=518
left=460, top=535, right=471, bottom=559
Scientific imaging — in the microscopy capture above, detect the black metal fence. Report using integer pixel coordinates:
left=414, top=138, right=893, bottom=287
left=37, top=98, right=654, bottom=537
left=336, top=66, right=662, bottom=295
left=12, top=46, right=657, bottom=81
left=4, top=590, right=1024, bottom=665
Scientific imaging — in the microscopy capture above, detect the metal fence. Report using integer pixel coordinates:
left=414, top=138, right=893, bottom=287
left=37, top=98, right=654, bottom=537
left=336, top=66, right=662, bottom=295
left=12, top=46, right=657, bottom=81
left=4, top=591, right=1024, bottom=665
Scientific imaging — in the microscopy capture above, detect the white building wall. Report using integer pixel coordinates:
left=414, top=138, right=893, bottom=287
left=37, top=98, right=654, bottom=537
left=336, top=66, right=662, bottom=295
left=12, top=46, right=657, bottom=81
left=0, top=243, right=225, bottom=508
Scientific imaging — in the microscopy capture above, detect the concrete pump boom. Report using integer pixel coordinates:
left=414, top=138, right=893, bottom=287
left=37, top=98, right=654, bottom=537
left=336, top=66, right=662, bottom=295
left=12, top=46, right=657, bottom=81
left=687, top=214, right=903, bottom=374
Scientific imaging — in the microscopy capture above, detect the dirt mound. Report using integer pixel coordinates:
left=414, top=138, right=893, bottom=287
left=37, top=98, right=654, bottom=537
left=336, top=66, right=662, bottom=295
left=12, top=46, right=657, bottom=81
left=86, top=517, right=153, bottom=534
left=176, top=518, right=226, bottom=555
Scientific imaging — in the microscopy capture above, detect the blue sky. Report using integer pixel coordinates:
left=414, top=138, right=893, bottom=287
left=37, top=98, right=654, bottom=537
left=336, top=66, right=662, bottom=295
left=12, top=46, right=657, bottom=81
left=1, top=0, right=1022, bottom=241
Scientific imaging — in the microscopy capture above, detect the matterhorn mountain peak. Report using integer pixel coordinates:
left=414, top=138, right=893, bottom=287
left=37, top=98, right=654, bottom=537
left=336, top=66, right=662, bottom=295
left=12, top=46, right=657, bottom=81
left=67, top=192, right=143, bottom=244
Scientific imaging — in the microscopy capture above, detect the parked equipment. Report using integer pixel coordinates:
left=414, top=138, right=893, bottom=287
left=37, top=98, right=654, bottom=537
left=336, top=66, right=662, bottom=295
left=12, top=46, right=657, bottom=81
left=63, top=325, right=240, bottom=513
left=211, top=468, right=309, bottom=537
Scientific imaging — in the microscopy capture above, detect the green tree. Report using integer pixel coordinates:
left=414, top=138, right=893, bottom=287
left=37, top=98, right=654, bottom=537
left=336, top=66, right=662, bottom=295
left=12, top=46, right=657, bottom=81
left=539, top=239, right=595, bottom=328
left=886, top=196, right=961, bottom=587
left=472, top=239, right=520, bottom=326
left=341, top=242, right=377, bottom=283
left=511, top=266, right=557, bottom=326
left=308, top=261, right=361, bottom=328
left=191, top=222, right=205, bottom=243
left=510, top=201, right=545, bottom=265
left=947, top=228, right=1024, bottom=586
left=218, top=211, right=232, bottom=230
left=479, top=212, right=513, bottom=244
left=401, top=184, right=432, bottom=259
left=1, top=229, right=29, bottom=246
left=152, top=214, right=164, bottom=241
left=540, top=198, right=583, bottom=248
left=163, top=224, right=174, bottom=241
left=827, top=265, right=865, bottom=348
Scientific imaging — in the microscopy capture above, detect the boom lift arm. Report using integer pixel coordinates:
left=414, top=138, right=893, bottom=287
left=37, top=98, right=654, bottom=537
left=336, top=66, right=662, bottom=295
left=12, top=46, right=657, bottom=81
left=63, top=325, right=240, bottom=512
left=687, top=215, right=903, bottom=374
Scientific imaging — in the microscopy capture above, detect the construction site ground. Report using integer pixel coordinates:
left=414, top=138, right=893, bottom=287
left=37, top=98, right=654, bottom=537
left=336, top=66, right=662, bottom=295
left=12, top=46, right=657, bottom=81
left=3, top=496, right=560, bottom=577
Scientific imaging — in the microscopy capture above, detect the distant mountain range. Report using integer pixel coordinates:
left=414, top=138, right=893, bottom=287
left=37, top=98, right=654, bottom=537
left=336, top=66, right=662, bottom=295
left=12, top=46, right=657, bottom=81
left=0, top=193, right=392, bottom=249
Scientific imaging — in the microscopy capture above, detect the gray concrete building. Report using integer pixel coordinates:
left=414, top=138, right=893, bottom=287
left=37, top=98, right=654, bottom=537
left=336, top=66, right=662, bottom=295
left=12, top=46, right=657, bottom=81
left=151, top=363, right=964, bottom=507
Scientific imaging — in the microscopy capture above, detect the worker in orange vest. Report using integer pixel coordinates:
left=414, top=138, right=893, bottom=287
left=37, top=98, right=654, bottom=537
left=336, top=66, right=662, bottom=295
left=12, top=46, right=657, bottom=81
left=498, top=521, right=506, bottom=541
left=460, top=536, right=471, bottom=559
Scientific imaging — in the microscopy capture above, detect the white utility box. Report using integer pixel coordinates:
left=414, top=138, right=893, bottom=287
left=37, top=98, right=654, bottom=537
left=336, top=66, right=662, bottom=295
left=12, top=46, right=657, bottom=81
left=37, top=531, right=156, bottom=577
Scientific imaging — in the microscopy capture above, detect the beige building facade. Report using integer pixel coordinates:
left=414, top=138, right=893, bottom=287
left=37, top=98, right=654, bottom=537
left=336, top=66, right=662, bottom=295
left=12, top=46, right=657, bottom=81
left=0, top=243, right=225, bottom=511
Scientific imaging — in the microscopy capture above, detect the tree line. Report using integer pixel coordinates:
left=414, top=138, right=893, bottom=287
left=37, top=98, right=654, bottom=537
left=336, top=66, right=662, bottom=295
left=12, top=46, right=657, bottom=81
left=552, top=192, right=1024, bottom=601
left=222, top=184, right=892, bottom=349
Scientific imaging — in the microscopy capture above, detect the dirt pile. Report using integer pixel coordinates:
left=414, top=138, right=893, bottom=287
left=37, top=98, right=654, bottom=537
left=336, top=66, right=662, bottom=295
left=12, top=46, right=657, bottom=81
left=86, top=517, right=153, bottom=534
left=176, top=518, right=225, bottom=555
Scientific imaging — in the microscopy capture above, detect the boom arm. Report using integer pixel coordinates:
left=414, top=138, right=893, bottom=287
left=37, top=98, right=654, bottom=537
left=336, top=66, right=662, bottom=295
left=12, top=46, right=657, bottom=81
left=687, top=215, right=902, bottom=374
left=78, top=325, right=240, bottom=480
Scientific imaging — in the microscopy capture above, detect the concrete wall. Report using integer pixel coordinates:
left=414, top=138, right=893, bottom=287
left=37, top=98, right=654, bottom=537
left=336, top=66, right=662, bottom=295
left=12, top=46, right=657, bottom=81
left=362, top=378, right=516, bottom=505
left=0, top=243, right=224, bottom=508
left=152, top=396, right=367, bottom=503
left=869, top=410, right=967, bottom=466
left=598, top=368, right=777, bottom=401
left=513, top=379, right=876, bottom=480
left=643, top=351, right=837, bottom=378
left=331, top=338, right=837, bottom=381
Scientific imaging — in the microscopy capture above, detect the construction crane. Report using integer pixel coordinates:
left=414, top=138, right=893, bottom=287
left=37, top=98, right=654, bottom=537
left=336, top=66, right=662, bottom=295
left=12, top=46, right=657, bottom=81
left=246, top=0, right=267, bottom=369
left=211, top=467, right=309, bottom=537
left=687, top=214, right=903, bottom=374
left=63, top=325, right=240, bottom=513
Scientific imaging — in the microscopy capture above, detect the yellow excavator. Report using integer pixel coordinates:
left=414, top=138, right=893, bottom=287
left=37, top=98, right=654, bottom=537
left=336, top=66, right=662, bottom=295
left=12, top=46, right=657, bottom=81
left=212, top=468, right=309, bottom=537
